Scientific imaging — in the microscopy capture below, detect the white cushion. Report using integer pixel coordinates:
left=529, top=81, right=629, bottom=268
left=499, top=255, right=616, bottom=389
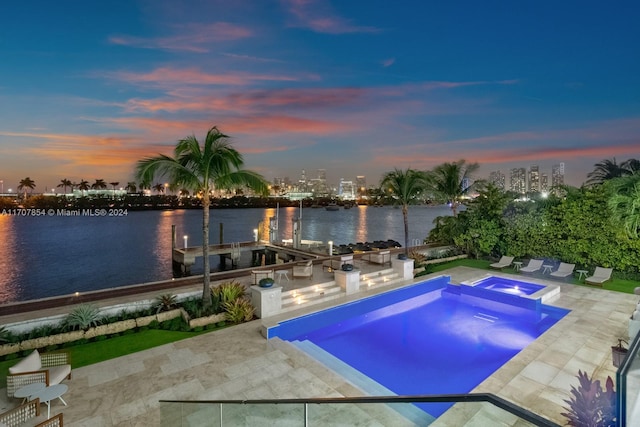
left=48, top=364, right=71, bottom=385
left=9, top=350, right=41, bottom=374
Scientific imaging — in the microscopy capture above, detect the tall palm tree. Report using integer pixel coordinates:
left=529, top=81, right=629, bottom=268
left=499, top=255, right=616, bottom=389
left=429, top=159, right=480, bottom=216
left=152, top=183, right=165, bottom=194
left=586, top=158, right=626, bottom=187
left=18, top=177, right=36, bottom=198
left=380, top=168, right=430, bottom=255
left=136, top=126, right=268, bottom=308
left=125, top=182, right=137, bottom=193
left=57, top=178, right=72, bottom=195
left=622, top=158, right=640, bottom=175
left=110, top=181, right=120, bottom=198
left=77, top=180, right=90, bottom=196
left=91, top=179, right=107, bottom=190
left=608, top=175, right=640, bottom=238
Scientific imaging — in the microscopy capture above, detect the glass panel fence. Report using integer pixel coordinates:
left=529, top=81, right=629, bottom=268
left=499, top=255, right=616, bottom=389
left=160, top=398, right=555, bottom=427
left=618, top=329, right=640, bottom=426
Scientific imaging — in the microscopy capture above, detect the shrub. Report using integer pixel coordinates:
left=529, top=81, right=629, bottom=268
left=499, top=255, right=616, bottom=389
left=192, top=326, right=203, bottom=332
left=154, top=294, right=178, bottom=313
left=561, top=370, right=616, bottom=426
left=223, top=298, right=255, bottom=323
left=148, top=320, right=160, bottom=329
left=0, top=326, right=10, bottom=343
left=95, top=335, right=108, bottom=341
left=213, top=281, right=246, bottom=305
left=63, top=304, right=101, bottom=331
left=408, top=250, right=426, bottom=267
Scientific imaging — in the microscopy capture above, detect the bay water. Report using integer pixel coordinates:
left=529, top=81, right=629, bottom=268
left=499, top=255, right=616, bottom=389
left=0, top=205, right=451, bottom=304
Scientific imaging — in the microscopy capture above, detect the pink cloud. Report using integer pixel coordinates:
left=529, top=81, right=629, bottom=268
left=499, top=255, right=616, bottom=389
left=382, top=58, right=395, bottom=67
left=108, top=22, right=252, bottom=52
left=282, top=0, right=381, bottom=34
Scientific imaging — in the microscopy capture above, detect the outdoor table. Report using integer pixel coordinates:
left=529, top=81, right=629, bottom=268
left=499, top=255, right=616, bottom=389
left=542, top=264, right=553, bottom=274
left=14, top=382, right=46, bottom=404
left=275, top=269, right=290, bottom=282
left=30, top=384, right=68, bottom=418
left=512, top=261, right=523, bottom=272
left=576, top=270, right=589, bottom=281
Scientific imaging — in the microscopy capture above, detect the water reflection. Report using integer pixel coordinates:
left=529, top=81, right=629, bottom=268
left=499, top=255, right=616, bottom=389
left=0, top=216, right=19, bottom=302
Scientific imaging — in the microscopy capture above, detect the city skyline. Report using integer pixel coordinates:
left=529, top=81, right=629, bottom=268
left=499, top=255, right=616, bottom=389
left=1, top=1, right=639, bottom=191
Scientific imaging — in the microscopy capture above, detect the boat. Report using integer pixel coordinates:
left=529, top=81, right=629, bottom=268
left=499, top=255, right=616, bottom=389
left=325, top=202, right=340, bottom=211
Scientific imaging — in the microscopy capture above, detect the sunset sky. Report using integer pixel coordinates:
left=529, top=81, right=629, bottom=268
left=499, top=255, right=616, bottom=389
left=1, top=0, right=638, bottom=192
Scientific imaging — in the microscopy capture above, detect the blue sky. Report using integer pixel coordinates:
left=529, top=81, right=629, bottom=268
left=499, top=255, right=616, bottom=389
left=1, top=0, right=638, bottom=192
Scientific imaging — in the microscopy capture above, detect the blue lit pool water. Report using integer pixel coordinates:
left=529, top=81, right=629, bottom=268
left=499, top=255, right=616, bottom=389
left=472, top=276, right=545, bottom=296
left=269, top=276, right=569, bottom=420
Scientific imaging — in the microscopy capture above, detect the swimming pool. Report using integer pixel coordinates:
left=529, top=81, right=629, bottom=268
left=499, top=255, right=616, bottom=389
left=268, top=275, right=569, bottom=421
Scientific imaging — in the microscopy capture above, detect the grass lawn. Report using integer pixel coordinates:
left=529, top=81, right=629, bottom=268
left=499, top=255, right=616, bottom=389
left=1, top=328, right=214, bottom=389
left=423, top=258, right=640, bottom=294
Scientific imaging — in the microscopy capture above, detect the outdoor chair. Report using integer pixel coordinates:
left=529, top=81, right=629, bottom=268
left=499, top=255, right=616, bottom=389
left=362, top=250, right=391, bottom=266
left=323, top=255, right=353, bottom=271
left=292, top=260, right=313, bottom=278
left=519, top=259, right=544, bottom=273
left=489, top=256, right=514, bottom=269
left=251, top=269, right=274, bottom=286
left=585, top=267, right=613, bottom=286
left=7, top=350, right=71, bottom=398
left=550, top=262, right=575, bottom=279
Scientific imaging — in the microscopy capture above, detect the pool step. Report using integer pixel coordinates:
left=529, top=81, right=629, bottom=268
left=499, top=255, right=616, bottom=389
left=278, top=269, right=402, bottom=314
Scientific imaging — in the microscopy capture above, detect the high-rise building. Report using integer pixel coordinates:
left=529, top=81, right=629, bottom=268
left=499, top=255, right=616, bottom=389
left=552, top=163, right=565, bottom=188
left=339, top=179, right=356, bottom=200
left=510, top=168, right=527, bottom=194
left=356, top=176, right=367, bottom=196
left=541, top=173, right=549, bottom=193
left=489, top=171, right=505, bottom=189
left=529, top=165, right=540, bottom=193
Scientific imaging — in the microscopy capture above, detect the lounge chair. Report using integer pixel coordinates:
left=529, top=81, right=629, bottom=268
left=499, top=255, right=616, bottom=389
left=292, top=260, right=313, bottom=278
left=585, top=267, right=613, bottom=286
left=489, top=256, right=514, bottom=269
left=519, top=259, right=544, bottom=273
left=550, top=262, right=575, bottom=279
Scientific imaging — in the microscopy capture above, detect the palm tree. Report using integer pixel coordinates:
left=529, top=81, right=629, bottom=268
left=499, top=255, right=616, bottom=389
left=125, top=182, right=137, bottom=193
left=57, top=178, right=72, bottom=195
left=380, top=168, right=430, bottom=255
left=622, top=158, right=640, bottom=175
left=91, top=179, right=107, bottom=190
left=608, top=175, right=640, bottom=238
left=110, top=181, right=120, bottom=199
left=136, top=125, right=268, bottom=308
left=152, top=183, right=165, bottom=194
left=429, top=159, right=480, bottom=216
left=586, top=158, right=627, bottom=187
left=77, top=180, right=90, bottom=195
left=18, top=177, right=36, bottom=198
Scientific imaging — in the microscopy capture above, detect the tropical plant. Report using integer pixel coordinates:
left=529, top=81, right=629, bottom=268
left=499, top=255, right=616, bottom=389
left=136, top=125, right=269, bottom=309
left=223, top=298, right=255, bottom=323
left=154, top=294, right=178, bottom=313
left=18, top=177, right=36, bottom=198
left=57, top=178, right=72, bottom=195
left=213, top=281, right=247, bottom=304
left=408, top=250, right=427, bottom=267
left=561, top=370, right=616, bottom=427
left=0, top=326, right=11, bottom=343
left=91, top=179, right=107, bottom=191
left=380, top=168, right=430, bottom=255
left=607, top=175, right=640, bottom=239
left=586, top=157, right=628, bottom=187
left=622, top=158, right=640, bottom=175
left=428, top=159, right=480, bottom=216
left=64, top=304, right=101, bottom=331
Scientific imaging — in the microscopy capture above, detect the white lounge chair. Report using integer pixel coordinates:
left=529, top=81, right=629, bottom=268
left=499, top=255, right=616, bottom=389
left=292, top=260, right=313, bottom=278
left=585, top=267, right=613, bottom=286
left=489, top=256, right=514, bottom=269
left=519, top=259, right=544, bottom=273
left=550, top=262, right=575, bottom=278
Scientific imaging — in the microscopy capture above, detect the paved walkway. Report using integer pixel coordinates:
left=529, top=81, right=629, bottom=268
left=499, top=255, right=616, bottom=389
left=1, top=267, right=636, bottom=425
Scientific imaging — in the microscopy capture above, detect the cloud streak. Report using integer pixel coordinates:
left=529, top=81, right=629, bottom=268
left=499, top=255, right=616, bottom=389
left=282, top=0, right=381, bottom=34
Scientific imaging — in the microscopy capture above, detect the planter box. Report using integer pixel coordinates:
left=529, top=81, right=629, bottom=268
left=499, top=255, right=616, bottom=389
left=136, top=314, right=158, bottom=328
left=189, top=313, right=226, bottom=328
left=20, top=331, right=85, bottom=350
left=156, top=309, right=182, bottom=323
left=86, top=319, right=137, bottom=338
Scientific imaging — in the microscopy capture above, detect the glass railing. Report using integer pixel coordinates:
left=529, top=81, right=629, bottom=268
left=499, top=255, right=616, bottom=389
left=617, top=329, right=640, bottom=426
left=160, top=394, right=560, bottom=426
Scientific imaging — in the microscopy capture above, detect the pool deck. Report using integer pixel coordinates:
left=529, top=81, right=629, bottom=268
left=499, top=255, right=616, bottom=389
left=1, top=266, right=636, bottom=426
